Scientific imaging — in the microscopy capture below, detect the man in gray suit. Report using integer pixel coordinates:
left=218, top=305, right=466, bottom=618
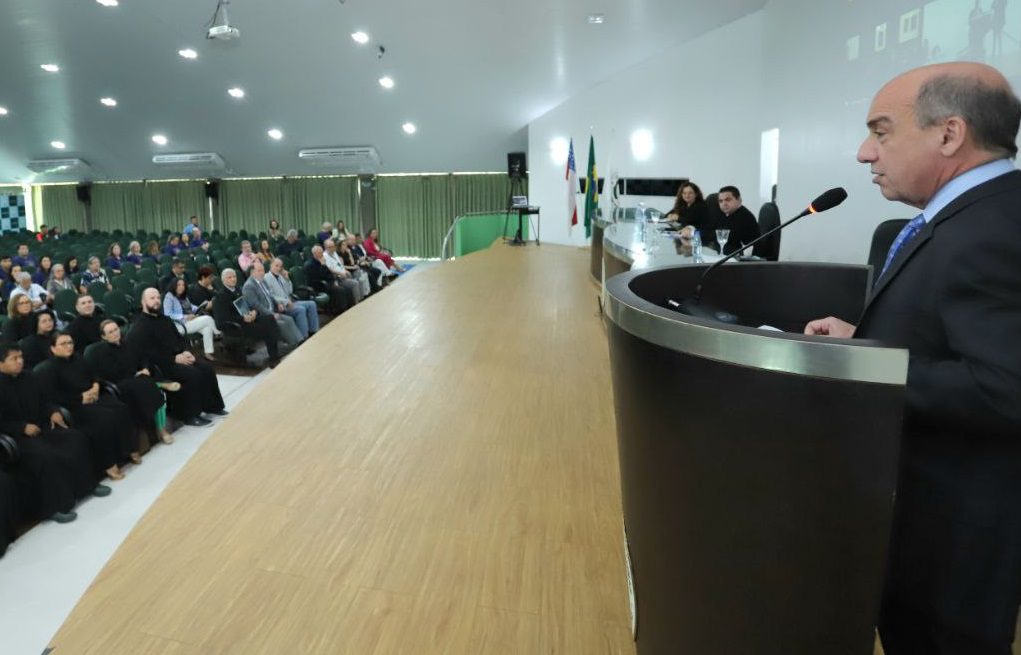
left=242, top=261, right=302, bottom=346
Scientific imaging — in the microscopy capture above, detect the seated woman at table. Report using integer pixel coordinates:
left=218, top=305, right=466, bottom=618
left=665, top=182, right=710, bottom=235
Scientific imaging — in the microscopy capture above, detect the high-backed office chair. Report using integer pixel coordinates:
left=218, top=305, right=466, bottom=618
left=703, top=193, right=724, bottom=249
left=867, top=218, right=910, bottom=279
left=753, top=202, right=781, bottom=260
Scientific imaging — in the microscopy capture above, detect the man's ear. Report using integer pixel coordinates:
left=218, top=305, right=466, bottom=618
left=939, top=116, right=968, bottom=156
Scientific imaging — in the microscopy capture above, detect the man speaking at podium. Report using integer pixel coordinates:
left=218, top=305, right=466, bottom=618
left=806, top=63, right=1021, bottom=654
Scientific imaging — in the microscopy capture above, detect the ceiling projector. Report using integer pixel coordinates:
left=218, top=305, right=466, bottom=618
left=206, top=0, right=239, bottom=40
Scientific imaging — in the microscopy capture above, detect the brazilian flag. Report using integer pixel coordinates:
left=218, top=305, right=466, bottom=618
left=584, top=135, right=598, bottom=239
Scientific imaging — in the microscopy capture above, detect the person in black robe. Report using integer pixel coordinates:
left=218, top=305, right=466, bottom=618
left=125, top=288, right=227, bottom=427
left=4, top=295, right=35, bottom=343
left=40, top=332, right=138, bottom=480
left=0, top=468, right=17, bottom=555
left=666, top=182, right=711, bottom=236
left=0, top=343, right=103, bottom=524
left=20, top=310, right=55, bottom=369
left=305, top=247, right=353, bottom=313
left=67, top=294, right=103, bottom=354
left=88, top=319, right=172, bottom=445
left=213, top=269, right=282, bottom=360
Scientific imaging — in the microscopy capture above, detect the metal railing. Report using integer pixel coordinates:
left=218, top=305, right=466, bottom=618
left=439, top=210, right=508, bottom=260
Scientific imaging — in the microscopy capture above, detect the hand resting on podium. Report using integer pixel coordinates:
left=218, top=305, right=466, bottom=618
left=804, top=316, right=856, bottom=338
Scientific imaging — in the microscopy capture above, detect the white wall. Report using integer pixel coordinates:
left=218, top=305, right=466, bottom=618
left=529, top=0, right=1021, bottom=263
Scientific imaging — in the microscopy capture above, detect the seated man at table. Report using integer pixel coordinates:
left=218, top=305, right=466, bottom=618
left=126, top=288, right=227, bottom=427
left=712, top=186, right=761, bottom=255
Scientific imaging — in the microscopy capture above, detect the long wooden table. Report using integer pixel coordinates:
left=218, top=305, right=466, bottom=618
left=48, top=243, right=634, bottom=654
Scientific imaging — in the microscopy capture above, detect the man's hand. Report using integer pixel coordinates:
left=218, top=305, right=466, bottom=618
left=804, top=316, right=856, bottom=338
left=50, top=412, right=68, bottom=429
left=175, top=351, right=196, bottom=365
left=281, top=269, right=290, bottom=279
left=137, top=368, right=151, bottom=377
left=244, top=310, right=257, bottom=323
left=24, top=423, right=41, bottom=437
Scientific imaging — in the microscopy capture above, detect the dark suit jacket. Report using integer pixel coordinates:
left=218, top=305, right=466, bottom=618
left=711, top=205, right=760, bottom=255
left=856, top=170, right=1021, bottom=641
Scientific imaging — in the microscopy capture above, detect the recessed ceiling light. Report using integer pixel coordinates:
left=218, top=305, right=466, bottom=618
left=100, top=97, right=117, bottom=107
left=587, top=13, right=606, bottom=24
left=51, top=141, right=66, bottom=150
left=40, top=64, right=60, bottom=73
left=267, top=128, right=283, bottom=140
left=402, top=122, right=417, bottom=135
left=152, top=134, right=168, bottom=146
left=378, top=76, right=395, bottom=89
left=178, top=48, right=198, bottom=60
left=96, top=0, right=119, bottom=6
left=351, top=31, right=369, bottom=44
left=0, top=107, right=8, bottom=116
left=227, top=87, right=245, bottom=99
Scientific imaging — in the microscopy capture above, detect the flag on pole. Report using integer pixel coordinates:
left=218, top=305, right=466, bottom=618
left=566, top=138, right=578, bottom=231
left=584, top=135, right=598, bottom=239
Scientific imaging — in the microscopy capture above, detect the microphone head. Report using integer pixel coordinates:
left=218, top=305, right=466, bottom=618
left=808, top=187, right=848, bottom=214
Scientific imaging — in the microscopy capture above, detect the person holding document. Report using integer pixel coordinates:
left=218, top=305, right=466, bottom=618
left=805, top=63, right=1021, bottom=654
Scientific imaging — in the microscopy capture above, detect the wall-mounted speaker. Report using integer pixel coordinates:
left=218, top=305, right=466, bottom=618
left=75, top=183, right=92, bottom=203
left=205, top=180, right=220, bottom=200
left=507, top=152, right=527, bottom=179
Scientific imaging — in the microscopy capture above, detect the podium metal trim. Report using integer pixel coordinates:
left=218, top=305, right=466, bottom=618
left=604, top=275, right=908, bottom=386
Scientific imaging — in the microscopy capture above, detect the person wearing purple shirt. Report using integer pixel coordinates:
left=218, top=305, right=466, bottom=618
left=31, top=256, right=52, bottom=285
left=105, top=243, right=124, bottom=273
left=124, top=241, right=144, bottom=267
left=163, top=235, right=182, bottom=256
left=188, top=228, right=208, bottom=251
left=12, top=244, right=38, bottom=269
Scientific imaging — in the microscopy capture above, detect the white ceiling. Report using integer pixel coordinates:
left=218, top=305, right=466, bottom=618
left=0, top=0, right=766, bottom=183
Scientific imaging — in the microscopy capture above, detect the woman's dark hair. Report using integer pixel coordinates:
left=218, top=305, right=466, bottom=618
left=33, top=310, right=55, bottom=335
left=107, top=242, right=121, bottom=257
left=172, top=277, right=188, bottom=298
left=65, top=256, right=78, bottom=272
left=676, top=182, right=704, bottom=204
left=198, top=265, right=215, bottom=279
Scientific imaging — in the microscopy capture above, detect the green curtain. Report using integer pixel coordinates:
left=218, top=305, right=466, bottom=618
left=38, top=185, right=84, bottom=232
left=374, top=173, right=519, bottom=258
left=218, top=177, right=358, bottom=237
left=91, top=181, right=206, bottom=234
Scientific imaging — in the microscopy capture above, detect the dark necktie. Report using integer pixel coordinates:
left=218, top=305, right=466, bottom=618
left=880, top=213, right=926, bottom=278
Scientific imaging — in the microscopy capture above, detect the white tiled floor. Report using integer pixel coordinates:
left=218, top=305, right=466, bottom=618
left=0, top=372, right=267, bottom=655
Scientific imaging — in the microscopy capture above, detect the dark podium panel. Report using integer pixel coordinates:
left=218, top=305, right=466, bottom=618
left=604, top=263, right=908, bottom=655
left=591, top=220, right=605, bottom=282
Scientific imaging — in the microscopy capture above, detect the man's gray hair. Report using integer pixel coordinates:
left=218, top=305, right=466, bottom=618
left=915, top=74, right=1021, bottom=158
left=286, top=229, right=298, bottom=238
left=272, top=257, right=285, bottom=267
left=15, top=272, right=30, bottom=283
left=221, top=267, right=236, bottom=278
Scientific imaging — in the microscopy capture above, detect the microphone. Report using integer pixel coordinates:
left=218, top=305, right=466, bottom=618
left=668, top=187, right=848, bottom=324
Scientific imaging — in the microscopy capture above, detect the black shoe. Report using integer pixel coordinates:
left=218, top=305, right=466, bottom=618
left=205, top=409, right=229, bottom=417
left=52, top=510, right=78, bottom=524
left=92, top=484, right=112, bottom=497
left=183, top=416, right=213, bottom=427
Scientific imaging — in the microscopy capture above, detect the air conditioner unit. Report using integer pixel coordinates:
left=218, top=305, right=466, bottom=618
left=27, top=158, right=90, bottom=174
left=298, top=146, right=380, bottom=170
left=152, top=152, right=226, bottom=169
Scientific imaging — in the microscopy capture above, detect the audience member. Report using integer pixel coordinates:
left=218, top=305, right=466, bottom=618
left=105, top=243, right=124, bottom=273
left=124, top=241, right=144, bottom=267
left=183, top=215, right=200, bottom=236
left=46, top=264, right=75, bottom=298
left=92, top=320, right=174, bottom=445
left=67, top=295, right=103, bottom=354
left=159, top=258, right=186, bottom=295
left=214, top=269, right=284, bottom=364
left=0, top=343, right=104, bottom=525
left=267, top=219, right=283, bottom=243
left=189, top=228, right=208, bottom=251
left=338, top=238, right=372, bottom=297
left=305, top=245, right=353, bottom=314
left=163, top=234, right=182, bottom=256
left=334, top=220, right=351, bottom=242
left=276, top=229, right=303, bottom=257
left=179, top=233, right=191, bottom=250
left=237, top=240, right=259, bottom=273
left=20, top=310, right=55, bottom=369
left=364, top=228, right=405, bottom=274
left=31, top=255, right=53, bottom=286
left=355, top=233, right=392, bottom=283
left=346, top=235, right=382, bottom=292
left=242, top=261, right=302, bottom=346
left=12, top=244, right=38, bottom=269
left=713, top=186, right=761, bottom=255
left=10, top=272, right=48, bottom=311
left=0, top=255, right=12, bottom=283
left=257, top=239, right=274, bottom=262
left=323, top=239, right=363, bottom=303
left=44, top=331, right=138, bottom=479
left=163, top=278, right=218, bottom=361
left=4, top=295, right=35, bottom=342
left=188, top=265, right=218, bottom=308
left=126, top=288, right=226, bottom=427
left=64, top=256, right=80, bottom=276
left=79, top=256, right=112, bottom=294
left=265, top=257, right=319, bottom=340
left=144, top=241, right=161, bottom=262
left=317, top=222, right=333, bottom=245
